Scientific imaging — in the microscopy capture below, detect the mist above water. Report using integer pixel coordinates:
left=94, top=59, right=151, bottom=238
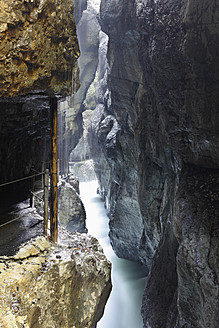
left=79, top=180, right=147, bottom=328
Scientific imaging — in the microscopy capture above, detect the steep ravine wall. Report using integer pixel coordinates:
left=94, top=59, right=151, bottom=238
left=89, top=0, right=219, bottom=327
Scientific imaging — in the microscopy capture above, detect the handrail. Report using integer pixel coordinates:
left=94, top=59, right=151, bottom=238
left=0, top=172, right=44, bottom=188
left=31, top=168, right=43, bottom=174
left=0, top=170, right=47, bottom=232
left=0, top=213, right=43, bottom=229
left=30, top=190, right=44, bottom=202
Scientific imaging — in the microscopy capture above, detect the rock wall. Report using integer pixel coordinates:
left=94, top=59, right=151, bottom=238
left=88, top=0, right=219, bottom=327
left=55, top=0, right=101, bottom=180
left=0, top=0, right=80, bottom=201
left=71, top=0, right=100, bottom=116
left=0, top=96, right=51, bottom=203
left=0, top=0, right=79, bottom=97
left=0, top=233, right=112, bottom=328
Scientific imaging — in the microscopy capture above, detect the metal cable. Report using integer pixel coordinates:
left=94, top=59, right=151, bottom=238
left=0, top=172, right=44, bottom=188
left=31, top=168, right=42, bottom=174
left=0, top=213, right=29, bottom=229
left=30, top=191, right=44, bottom=202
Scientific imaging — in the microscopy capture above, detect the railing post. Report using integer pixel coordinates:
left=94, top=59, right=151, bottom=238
left=57, top=159, right=60, bottom=183
left=43, top=169, right=49, bottom=236
left=50, top=96, right=58, bottom=242
left=30, top=164, right=35, bottom=207
left=41, top=161, right=45, bottom=188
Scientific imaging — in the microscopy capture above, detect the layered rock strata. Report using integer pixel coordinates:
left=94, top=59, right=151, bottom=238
left=0, top=232, right=112, bottom=328
left=87, top=0, right=219, bottom=327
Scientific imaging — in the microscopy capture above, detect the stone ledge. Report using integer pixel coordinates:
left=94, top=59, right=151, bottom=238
left=0, top=230, right=112, bottom=328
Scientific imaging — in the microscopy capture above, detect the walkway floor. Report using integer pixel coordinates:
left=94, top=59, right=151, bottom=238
left=0, top=200, right=43, bottom=256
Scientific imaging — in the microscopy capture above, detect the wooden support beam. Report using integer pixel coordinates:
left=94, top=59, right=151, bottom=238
left=50, top=96, right=58, bottom=242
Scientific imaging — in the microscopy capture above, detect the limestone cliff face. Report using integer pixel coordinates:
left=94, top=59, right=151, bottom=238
left=0, top=233, right=112, bottom=328
left=137, top=1, right=219, bottom=327
left=88, top=0, right=219, bottom=327
left=90, top=0, right=145, bottom=263
left=0, top=0, right=79, bottom=97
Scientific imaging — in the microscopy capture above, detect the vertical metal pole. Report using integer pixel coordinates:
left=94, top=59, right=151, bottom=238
left=30, top=165, right=35, bottom=207
left=41, top=161, right=45, bottom=188
left=57, top=159, right=60, bottom=183
left=50, top=96, right=58, bottom=242
left=44, top=169, right=49, bottom=236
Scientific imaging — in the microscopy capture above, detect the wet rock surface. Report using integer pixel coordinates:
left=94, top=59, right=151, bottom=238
left=173, top=165, right=219, bottom=328
left=87, top=0, right=219, bottom=327
left=0, top=200, right=43, bottom=256
left=0, top=231, right=112, bottom=328
left=69, top=110, right=97, bottom=182
left=71, top=0, right=100, bottom=116
left=58, top=178, right=87, bottom=233
left=69, top=159, right=96, bottom=182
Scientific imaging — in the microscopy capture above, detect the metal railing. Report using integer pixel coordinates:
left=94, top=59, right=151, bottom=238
left=0, top=172, right=43, bottom=188
left=0, top=167, right=50, bottom=239
left=0, top=95, right=59, bottom=243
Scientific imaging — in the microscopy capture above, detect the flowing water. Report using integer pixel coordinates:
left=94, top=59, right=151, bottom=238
left=79, top=180, right=147, bottom=328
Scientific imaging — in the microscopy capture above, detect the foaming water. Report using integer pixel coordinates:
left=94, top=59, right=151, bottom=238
left=79, top=180, right=147, bottom=328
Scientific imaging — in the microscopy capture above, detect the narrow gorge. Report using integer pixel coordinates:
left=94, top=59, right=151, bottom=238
left=0, top=0, right=218, bottom=328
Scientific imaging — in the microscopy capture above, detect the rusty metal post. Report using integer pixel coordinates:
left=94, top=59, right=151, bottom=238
left=50, top=96, right=58, bottom=242
left=30, top=165, right=35, bottom=207
left=44, top=169, right=49, bottom=236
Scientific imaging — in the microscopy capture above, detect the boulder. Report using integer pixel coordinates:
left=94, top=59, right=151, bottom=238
left=0, top=232, right=112, bottom=328
left=58, top=179, right=87, bottom=233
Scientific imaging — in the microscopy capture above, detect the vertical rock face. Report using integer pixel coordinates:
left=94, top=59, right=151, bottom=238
left=57, top=0, right=101, bottom=180
left=0, top=96, right=50, bottom=201
left=173, top=165, right=219, bottom=328
left=90, top=0, right=146, bottom=263
left=0, top=0, right=80, bottom=201
left=88, top=0, right=219, bottom=327
left=71, top=0, right=100, bottom=116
